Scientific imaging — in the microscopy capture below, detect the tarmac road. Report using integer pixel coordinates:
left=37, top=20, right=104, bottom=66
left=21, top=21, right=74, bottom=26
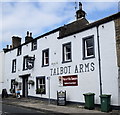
left=2, top=103, right=44, bottom=115
left=1, top=103, right=67, bottom=115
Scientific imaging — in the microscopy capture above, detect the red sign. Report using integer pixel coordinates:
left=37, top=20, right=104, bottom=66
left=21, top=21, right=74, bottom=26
left=62, top=75, right=78, bottom=86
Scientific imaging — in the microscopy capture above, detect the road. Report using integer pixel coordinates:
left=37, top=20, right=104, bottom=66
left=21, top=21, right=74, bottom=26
left=2, top=103, right=45, bottom=115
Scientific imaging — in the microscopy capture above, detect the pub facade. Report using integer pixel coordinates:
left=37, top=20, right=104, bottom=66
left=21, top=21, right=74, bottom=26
left=2, top=4, right=120, bottom=109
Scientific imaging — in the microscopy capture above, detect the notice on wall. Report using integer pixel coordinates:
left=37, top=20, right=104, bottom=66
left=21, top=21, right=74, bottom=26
left=59, top=75, right=78, bottom=86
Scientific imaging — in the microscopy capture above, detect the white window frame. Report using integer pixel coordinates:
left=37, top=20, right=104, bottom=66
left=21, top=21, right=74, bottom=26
left=31, top=40, right=37, bottom=51
left=12, top=59, right=16, bottom=73
left=42, top=49, right=49, bottom=66
left=63, top=42, right=72, bottom=63
left=36, top=76, right=46, bottom=94
left=83, top=35, right=95, bottom=59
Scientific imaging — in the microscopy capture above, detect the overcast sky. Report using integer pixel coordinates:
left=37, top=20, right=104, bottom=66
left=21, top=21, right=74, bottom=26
left=0, top=0, right=119, bottom=50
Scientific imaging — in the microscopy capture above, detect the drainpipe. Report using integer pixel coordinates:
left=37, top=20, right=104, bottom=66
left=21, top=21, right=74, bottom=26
left=96, top=25, right=103, bottom=96
left=47, top=76, right=50, bottom=104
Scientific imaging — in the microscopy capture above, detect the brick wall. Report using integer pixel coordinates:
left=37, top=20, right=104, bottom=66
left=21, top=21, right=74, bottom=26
left=115, top=17, right=120, bottom=67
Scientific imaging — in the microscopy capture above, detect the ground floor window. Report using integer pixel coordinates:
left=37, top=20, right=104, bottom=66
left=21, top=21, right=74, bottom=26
left=36, top=76, right=46, bottom=94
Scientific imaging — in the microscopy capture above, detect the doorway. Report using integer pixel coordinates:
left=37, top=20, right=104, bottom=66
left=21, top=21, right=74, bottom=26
left=22, top=76, right=28, bottom=97
left=11, top=79, right=16, bottom=93
left=19, top=74, right=30, bottom=97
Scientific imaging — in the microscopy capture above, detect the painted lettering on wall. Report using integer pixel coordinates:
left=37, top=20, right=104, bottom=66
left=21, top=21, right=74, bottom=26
left=50, top=62, right=95, bottom=76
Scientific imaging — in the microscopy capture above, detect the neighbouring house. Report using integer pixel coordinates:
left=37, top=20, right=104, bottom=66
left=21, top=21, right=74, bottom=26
left=2, top=3, right=120, bottom=109
left=0, top=51, right=4, bottom=95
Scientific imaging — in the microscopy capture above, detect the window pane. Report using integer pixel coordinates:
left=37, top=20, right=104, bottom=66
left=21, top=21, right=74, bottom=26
left=12, top=59, right=16, bottom=73
left=66, top=53, right=71, bottom=60
left=45, top=51, right=48, bottom=57
left=86, top=38, right=93, bottom=47
left=66, top=45, right=71, bottom=52
left=87, top=48, right=94, bottom=56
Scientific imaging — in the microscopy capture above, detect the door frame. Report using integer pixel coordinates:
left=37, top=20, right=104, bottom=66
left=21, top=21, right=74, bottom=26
left=19, top=74, right=30, bottom=97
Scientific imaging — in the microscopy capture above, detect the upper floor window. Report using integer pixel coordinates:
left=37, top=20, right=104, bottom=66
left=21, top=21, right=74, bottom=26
left=12, top=59, right=16, bottom=73
left=36, top=76, right=46, bottom=94
left=62, top=42, right=72, bottom=63
left=23, top=55, right=28, bottom=70
left=42, top=49, right=49, bottom=67
left=31, top=39, right=37, bottom=51
left=83, top=35, right=95, bottom=59
left=17, top=46, right=22, bottom=56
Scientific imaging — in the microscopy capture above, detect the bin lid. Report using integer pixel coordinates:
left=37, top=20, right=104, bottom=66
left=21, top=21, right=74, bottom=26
left=83, top=93, right=95, bottom=96
left=100, top=94, right=111, bottom=98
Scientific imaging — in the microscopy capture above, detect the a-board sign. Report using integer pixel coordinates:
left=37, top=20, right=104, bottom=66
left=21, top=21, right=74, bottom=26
left=57, top=91, right=66, bottom=106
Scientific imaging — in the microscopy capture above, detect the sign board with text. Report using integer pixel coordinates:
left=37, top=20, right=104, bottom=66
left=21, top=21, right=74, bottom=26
left=59, top=75, right=78, bottom=86
left=57, top=91, right=66, bottom=106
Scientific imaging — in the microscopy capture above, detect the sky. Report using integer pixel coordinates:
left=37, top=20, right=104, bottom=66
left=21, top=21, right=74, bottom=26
left=0, top=0, right=120, bottom=50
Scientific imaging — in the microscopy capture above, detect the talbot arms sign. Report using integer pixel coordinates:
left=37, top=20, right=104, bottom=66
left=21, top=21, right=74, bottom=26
left=50, top=62, right=95, bottom=76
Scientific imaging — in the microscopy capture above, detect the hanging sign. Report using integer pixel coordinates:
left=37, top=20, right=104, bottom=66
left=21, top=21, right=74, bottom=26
left=26, top=55, right=35, bottom=69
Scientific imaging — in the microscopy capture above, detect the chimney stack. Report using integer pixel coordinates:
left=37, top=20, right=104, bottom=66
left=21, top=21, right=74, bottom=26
left=12, top=36, right=22, bottom=48
left=25, top=31, right=33, bottom=43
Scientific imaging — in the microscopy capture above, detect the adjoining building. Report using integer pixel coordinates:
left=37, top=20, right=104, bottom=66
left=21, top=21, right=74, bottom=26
left=2, top=3, right=120, bottom=109
left=0, top=51, right=4, bottom=95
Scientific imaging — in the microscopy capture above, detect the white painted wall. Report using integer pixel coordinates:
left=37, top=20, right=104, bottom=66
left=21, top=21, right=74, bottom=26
left=3, top=20, right=119, bottom=106
left=0, top=51, right=4, bottom=94
left=99, top=21, right=119, bottom=106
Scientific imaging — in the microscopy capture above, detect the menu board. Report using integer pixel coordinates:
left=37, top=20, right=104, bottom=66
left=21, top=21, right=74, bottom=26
left=57, top=91, right=66, bottom=106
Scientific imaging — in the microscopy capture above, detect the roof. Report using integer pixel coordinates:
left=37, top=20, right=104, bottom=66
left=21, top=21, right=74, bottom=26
left=58, top=12, right=120, bottom=39
left=4, top=12, right=120, bottom=53
left=59, top=18, right=89, bottom=38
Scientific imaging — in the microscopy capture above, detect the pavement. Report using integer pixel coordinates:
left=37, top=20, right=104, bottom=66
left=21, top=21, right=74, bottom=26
left=1, top=96, right=120, bottom=115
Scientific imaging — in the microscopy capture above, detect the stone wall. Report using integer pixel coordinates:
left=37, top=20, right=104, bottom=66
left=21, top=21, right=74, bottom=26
left=115, top=17, right=120, bottom=67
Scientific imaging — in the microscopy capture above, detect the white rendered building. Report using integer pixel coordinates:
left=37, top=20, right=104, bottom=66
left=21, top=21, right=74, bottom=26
left=0, top=51, right=4, bottom=95
left=2, top=4, right=120, bottom=109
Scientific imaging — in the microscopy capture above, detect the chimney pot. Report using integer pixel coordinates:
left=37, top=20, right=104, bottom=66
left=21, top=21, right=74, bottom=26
left=6, top=45, right=9, bottom=49
left=10, top=45, right=12, bottom=49
left=30, top=32, right=32, bottom=37
left=27, top=31, right=29, bottom=36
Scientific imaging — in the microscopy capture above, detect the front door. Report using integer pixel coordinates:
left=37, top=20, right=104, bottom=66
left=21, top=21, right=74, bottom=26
left=22, top=76, right=28, bottom=97
left=11, top=79, right=15, bottom=93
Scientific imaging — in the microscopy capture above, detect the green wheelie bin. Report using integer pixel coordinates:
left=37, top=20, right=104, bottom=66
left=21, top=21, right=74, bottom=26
left=83, top=93, right=95, bottom=110
left=100, top=94, right=111, bottom=112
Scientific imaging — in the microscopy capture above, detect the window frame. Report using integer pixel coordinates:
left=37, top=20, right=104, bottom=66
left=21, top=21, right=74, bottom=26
left=12, top=59, right=16, bottom=73
left=82, top=35, right=95, bottom=60
left=62, top=42, right=72, bottom=63
left=17, top=46, right=22, bottom=56
left=23, top=55, right=28, bottom=71
left=42, top=48, right=49, bottom=67
left=31, top=39, right=37, bottom=51
left=36, top=76, right=46, bottom=94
